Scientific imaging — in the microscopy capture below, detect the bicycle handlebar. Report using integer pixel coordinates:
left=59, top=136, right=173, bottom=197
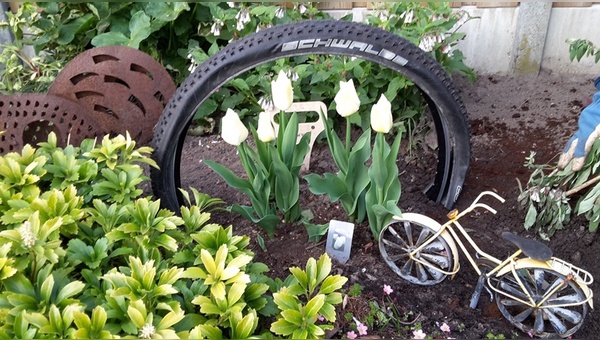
left=453, top=191, right=505, bottom=220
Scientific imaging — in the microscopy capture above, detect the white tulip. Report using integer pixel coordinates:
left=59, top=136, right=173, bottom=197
left=370, top=94, right=393, bottom=133
left=271, top=70, right=293, bottom=111
left=334, top=79, right=361, bottom=117
left=257, top=111, right=276, bottom=142
left=221, top=108, right=248, bottom=146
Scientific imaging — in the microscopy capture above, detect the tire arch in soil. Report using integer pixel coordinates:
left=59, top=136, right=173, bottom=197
left=151, top=20, right=471, bottom=212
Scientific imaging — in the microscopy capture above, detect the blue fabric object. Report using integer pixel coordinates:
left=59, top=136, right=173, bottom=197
left=562, top=76, right=600, bottom=158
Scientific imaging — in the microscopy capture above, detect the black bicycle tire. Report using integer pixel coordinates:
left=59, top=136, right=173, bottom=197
left=151, top=20, right=470, bottom=212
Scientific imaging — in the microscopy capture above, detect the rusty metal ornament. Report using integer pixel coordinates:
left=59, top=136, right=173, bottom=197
left=48, top=45, right=176, bottom=145
left=0, top=93, right=98, bottom=154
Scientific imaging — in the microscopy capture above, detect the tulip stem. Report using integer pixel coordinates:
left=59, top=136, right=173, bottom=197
left=345, top=117, right=351, bottom=156
left=238, top=143, right=254, bottom=184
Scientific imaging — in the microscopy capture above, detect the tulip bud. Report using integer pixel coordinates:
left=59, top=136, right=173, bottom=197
left=334, top=79, right=361, bottom=117
left=370, top=94, right=393, bottom=133
left=271, top=70, right=293, bottom=111
left=221, top=108, right=248, bottom=146
left=257, top=111, right=276, bottom=142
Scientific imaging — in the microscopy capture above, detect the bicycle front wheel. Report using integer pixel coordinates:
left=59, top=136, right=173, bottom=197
left=494, top=268, right=588, bottom=338
left=150, top=20, right=470, bottom=212
left=379, top=213, right=454, bottom=285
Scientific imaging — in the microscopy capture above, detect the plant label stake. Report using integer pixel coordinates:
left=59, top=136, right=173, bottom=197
left=326, top=220, right=354, bottom=264
left=267, top=101, right=327, bottom=171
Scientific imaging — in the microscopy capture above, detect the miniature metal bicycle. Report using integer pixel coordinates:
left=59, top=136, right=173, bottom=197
left=379, top=191, right=594, bottom=338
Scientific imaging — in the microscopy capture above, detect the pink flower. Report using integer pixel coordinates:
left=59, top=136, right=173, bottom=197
left=383, top=284, right=393, bottom=295
left=413, top=329, right=427, bottom=339
left=317, top=315, right=325, bottom=322
left=347, top=330, right=357, bottom=339
left=440, top=322, right=451, bottom=333
left=357, top=322, right=368, bottom=336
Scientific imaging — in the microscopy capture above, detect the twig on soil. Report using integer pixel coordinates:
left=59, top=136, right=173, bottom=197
left=306, top=240, right=326, bottom=250
left=565, top=174, right=600, bottom=197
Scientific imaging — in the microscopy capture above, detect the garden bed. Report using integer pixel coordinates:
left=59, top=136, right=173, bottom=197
left=180, top=71, right=599, bottom=339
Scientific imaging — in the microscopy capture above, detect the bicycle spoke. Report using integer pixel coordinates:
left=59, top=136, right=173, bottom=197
left=381, top=237, right=407, bottom=251
left=416, top=263, right=428, bottom=282
left=404, top=221, right=414, bottom=247
left=386, top=253, right=409, bottom=262
left=401, top=258, right=414, bottom=276
left=545, top=308, right=567, bottom=335
left=421, top=253, right=450, bottom=269
left=500, top=280, right=529, bottom=300
left=517, top=270, right=536, bottom=299
left=534, top=269, right=545, bottom=295
left=422, top=240, right=446, bottom=253
left=548, top=293, right=584, bottom=305
left=534, top=311, right=545, bottom=333
left=415, top=228, right=431, bottom=247
left=551, top=307, right=583, bottom=324
left=513, top=307, right=533, bottom=323
left=387, top=225, right=409, bottom=248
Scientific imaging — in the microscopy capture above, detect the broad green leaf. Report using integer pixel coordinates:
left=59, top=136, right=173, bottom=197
left=319, top=275, right=348, bottom=295
left=280, top=309, right=303, bottom=326
left=273, top=291, right=299, bottom=311
left=305, top=294, right=325, bottom=317
left=56, top=281, right=85, bottom=305
left=270, top=319, right=298, bottom=336
left=91, top=32, right=129, bottom=47
left=524, top=204, right=537, bottom=229
left=128, top=11, right=152, bottom=48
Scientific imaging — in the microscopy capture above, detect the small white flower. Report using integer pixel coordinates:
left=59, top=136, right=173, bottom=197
left=258, top=96, right=275, bottom=111
left=139, top=323, right=156, bottom=339
left=334, top=79, right=361, bottom=117
left=377, top=9, right=389, bottom=21
left=221, top=109, right=249, bottom=146
left=400, top=10, right=414, bottom=24
left=286, top=69, right=299, bottom=82
left=211, top=19, right=224, bottom=36
left=530, top=188, right=541, bottom=203
left=257, top=111, right=277, bottom=143
left=235, top=7, right=250, bottom=31
left=275, top=6, right=285, bottom=19
left=298, top=4, right=307, bottom=14
left=188, top=63, right=197, bottom=73
left=370, top=94, right=393, bottom=134
left=271, top=70, right=293, bottom=111
left=419, top=35, right=435, bottom=52
left=19, top=221, right=36, bottom=248
left=227, top=2, right=235, bottom=7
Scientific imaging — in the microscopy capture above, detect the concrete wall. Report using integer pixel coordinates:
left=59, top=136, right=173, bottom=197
left=455, top=3, right=600, bottom=75
left=327, top=4, right=600, bottom=75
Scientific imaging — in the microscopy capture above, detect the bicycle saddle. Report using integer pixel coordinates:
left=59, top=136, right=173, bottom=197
left=502, top=232, right=553, bottom=261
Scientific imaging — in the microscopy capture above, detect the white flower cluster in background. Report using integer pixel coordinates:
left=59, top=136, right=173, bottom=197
left=19, top=221, right=36, bottom=248
left=211, top=18, right=224, bottom=36
left=186, top=53, right=198, bottom=73
left=235, top=7, right=250, bottom=31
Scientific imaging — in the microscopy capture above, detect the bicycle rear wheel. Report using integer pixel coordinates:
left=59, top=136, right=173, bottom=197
left=494, top=268, right=588, bottom=338
left=151, top=20, right=470, bottom=211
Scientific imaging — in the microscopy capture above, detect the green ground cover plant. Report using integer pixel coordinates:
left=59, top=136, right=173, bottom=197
left=0, top=133, right=347, bottom=339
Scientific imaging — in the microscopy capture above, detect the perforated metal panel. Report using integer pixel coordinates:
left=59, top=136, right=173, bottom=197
left=48, top=45, right=176, bottom=144
left=0, top=94, right=98, bottom=154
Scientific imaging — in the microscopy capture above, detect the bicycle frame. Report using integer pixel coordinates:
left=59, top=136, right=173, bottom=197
left=403, top=191, right=594, bottom=309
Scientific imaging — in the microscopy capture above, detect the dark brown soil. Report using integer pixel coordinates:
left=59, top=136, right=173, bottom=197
left=178, top=70, right=600, bottom=339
